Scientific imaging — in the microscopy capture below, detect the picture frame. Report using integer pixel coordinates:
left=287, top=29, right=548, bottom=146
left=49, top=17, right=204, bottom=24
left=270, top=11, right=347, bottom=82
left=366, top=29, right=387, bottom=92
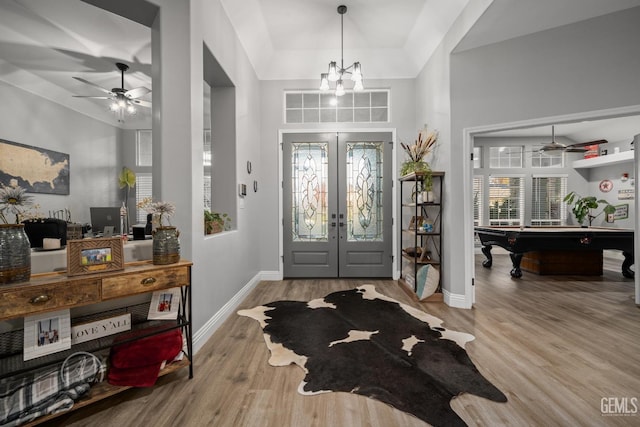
left=613, top=203, right=629, bottom=220
left=147, top=288, right=181, bottom=320
left=24, top=309, right=71, bottom=361
left=67, top=237, right=124, bottom=276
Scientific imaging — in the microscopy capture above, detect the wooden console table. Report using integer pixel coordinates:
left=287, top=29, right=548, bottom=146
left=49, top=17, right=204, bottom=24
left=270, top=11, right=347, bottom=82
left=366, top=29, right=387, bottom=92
left=0, top=260, right=193, bottom=425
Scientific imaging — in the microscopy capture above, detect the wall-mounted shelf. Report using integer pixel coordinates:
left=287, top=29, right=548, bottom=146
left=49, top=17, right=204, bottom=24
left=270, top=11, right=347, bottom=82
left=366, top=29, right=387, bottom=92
left=572, top=150, right=634, bottom=169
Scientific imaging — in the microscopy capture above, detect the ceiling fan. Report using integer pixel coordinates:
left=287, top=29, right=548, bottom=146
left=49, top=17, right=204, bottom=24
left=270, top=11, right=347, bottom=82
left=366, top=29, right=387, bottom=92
left=539, top=125, right=607, bottom=153
left=72, top=62, right=151, bottom=116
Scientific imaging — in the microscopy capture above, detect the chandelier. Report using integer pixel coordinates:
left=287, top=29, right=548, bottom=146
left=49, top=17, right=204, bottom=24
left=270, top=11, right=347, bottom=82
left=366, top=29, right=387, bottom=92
left=319, top=5, right=363, bottom=96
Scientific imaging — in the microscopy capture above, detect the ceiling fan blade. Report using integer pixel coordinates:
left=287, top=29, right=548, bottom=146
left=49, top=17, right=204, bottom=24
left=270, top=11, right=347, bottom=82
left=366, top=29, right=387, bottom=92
left=72, top=95, right=113, bottom=99
left=565, top=146, right=589, bottom=153
left=568, top=139, right=608, bottom=148
left=125, top=87, right=151, bottom=99
left=72, top=77, right=113, bottom=94
left=131, top=99, right=152, bottom=108
left=539, top=143, right=567, bottom=152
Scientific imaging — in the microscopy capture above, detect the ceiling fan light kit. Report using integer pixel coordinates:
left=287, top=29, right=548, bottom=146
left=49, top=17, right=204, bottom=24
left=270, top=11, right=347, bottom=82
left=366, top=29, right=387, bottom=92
left=319, top=5, right=364, bottom=97
left=73, top=62, right=151, bottom=123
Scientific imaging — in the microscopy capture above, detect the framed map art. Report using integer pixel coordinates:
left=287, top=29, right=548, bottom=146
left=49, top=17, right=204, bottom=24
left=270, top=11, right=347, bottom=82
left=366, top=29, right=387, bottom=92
left=0, top=139, right=69, bottom=195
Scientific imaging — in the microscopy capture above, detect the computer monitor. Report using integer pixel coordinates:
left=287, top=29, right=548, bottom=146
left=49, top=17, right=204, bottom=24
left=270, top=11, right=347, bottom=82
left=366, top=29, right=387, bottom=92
left=90, top=207, right=122, bottom=236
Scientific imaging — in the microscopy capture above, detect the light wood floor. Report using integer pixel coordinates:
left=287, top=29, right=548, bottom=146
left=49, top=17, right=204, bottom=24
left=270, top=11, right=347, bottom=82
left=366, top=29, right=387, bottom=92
left=45, top=255, right=640, bottom=426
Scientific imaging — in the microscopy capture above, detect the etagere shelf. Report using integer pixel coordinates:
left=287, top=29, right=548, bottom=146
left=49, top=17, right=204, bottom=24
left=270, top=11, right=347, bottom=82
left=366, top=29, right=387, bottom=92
left=399, top=171, right=444, bottom=301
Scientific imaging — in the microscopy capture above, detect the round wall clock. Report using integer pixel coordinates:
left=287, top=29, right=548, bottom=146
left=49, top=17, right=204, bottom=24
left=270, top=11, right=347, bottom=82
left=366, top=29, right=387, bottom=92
left=599, top=179, right=613, bottom=192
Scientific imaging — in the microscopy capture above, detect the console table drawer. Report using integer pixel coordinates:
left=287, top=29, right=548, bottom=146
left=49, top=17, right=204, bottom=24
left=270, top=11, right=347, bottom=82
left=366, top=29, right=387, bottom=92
left=0, top=280, right=101, bottom=319
left=102, top=266, right=189, bottom=299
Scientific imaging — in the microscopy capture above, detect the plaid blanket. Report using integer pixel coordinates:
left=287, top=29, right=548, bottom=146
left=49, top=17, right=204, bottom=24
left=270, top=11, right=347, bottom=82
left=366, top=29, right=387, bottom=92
left=0, top=352, right=104, bottom=426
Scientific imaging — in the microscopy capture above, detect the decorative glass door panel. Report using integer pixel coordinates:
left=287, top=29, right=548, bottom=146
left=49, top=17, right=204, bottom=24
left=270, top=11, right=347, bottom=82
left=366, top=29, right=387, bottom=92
left=283, top=132, right=392, bottom=278
left=346, top=142, right=383, bottom=242
left=291, top=142, right=328, bottom=242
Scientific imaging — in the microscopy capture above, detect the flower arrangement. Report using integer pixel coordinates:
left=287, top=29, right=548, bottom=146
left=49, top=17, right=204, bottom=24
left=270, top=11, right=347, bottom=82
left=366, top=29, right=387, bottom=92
left=0, top=183, right=34, bottom=224
left=400, top=126, right=438, bottom=176
left=136, top=197, right=176, bottom=227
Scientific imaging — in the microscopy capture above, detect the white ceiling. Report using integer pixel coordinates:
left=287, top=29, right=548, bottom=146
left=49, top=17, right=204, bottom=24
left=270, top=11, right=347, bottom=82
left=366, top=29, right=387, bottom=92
left=1, top=0, right=639, bottom=138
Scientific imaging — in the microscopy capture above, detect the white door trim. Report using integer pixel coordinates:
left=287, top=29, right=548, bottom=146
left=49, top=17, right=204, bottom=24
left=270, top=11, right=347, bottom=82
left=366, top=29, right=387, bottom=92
left=278, top=128, right=398, bottom=280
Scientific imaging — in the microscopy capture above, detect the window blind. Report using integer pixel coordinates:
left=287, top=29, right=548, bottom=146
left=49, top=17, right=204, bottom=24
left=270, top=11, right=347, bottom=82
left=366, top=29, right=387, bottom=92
left=488, top=175, right=524, bottom=226
left=473, top=176, right=483, bottom=226
left=531, top=175, right=567, bottom=225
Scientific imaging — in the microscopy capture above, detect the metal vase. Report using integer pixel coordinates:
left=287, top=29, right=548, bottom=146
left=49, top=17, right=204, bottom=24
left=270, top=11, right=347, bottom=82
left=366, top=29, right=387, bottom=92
left=0, top=224, right=31, bottom=284
left=152, top=226, right=180, bottom=265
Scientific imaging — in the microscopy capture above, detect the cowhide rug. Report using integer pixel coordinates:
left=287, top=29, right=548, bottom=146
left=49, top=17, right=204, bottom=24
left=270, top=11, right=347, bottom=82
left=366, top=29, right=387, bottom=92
left=238, top=285, right=507, bottom=427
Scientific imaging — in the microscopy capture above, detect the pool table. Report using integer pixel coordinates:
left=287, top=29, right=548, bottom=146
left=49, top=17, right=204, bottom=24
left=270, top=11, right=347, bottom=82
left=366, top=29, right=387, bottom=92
left=475, top=226, right=634, bottom=278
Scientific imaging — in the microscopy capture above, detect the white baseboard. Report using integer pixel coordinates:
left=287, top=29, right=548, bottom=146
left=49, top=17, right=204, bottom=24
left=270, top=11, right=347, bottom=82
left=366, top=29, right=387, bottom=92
left=192, top=272, right=262, bottom=354
left=259, top=270, right=282, bottom=281
left=444, top=289, right=471, bottom=309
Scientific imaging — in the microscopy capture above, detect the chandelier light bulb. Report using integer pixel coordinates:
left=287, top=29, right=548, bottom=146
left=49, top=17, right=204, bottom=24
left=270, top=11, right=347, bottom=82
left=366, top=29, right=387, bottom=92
left=320, top=74, right=330, bottom=91
left=127, top=104, right=137, bottom=114
left=335, top=80, right=345, bottom=97
left=351, top=62, right=362, bottom=81
left=327, top=62, right=339, bottom=81
left=353, top=79, right=364, bottom=91
left=109, top=101, right=119, bottom=112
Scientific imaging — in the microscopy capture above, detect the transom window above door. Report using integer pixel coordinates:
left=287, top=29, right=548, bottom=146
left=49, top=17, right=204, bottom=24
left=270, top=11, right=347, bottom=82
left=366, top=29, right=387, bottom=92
left=284, top=90, right=390, bottom=124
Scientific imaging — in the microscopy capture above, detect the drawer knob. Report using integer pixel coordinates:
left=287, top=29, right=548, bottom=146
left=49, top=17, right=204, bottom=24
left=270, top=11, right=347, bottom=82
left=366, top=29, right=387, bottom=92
left=141, top=277, right=157, bottom=286
left=29, top=295, right=50, bottom=305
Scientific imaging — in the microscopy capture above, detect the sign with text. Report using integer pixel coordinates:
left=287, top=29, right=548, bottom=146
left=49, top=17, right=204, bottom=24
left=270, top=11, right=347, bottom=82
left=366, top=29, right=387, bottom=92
left=71, top=313, right=131, bottom=345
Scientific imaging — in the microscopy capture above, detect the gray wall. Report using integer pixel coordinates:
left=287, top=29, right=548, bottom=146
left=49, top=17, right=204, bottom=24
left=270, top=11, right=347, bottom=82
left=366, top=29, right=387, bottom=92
left=0, top=80, right=123, bottom=225
left=440, top=6, right=640, bottom=296
left=143, top=0, right=264, bottom=335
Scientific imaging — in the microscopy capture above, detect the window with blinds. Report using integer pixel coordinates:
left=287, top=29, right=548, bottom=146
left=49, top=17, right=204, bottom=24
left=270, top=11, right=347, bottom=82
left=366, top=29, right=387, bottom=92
left=284, top=90, right=390, bottom=124
left=473, top=176, right=483, bottom=226
left=135, top=173, right=152, bottom=223
left=489, top=175, right=524, bottom=226
left=203, top=129, right=211, bottom=211
left=489, top=146, right=523, bottom=168
left=531, top=175, right=567, bottom=226
left=134, top=130, right=153, bottom=224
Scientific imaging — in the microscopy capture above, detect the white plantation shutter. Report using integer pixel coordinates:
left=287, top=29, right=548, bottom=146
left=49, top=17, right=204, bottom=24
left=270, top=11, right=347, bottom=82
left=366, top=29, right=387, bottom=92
left=135, top=173, right=153, bottom=223
left=489, top=175, right=524, bottom=226
left=531, top=175, right=567, bottom=226
left=473, top=176, right=483, bottom=226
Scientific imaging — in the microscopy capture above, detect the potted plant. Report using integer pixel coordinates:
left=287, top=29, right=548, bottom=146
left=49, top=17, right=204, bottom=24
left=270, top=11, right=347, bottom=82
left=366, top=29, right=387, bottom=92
left=204, top=210, right=231, bottom=234
left=420, top=171, right=434, bottom=203
left=400, top=126, right=438, bottom=177
left=563, top=191, right=615, bottom=226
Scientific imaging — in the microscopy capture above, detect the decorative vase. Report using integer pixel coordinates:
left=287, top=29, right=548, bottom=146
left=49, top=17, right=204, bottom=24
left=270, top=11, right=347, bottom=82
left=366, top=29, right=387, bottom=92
left=0, top=224, right=31, bottom=284
left=152, top=226, right=180, bottom=265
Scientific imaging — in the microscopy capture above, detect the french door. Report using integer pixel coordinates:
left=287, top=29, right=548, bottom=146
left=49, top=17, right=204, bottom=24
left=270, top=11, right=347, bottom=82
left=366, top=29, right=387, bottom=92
left=283, top=132, right=392, bottom=278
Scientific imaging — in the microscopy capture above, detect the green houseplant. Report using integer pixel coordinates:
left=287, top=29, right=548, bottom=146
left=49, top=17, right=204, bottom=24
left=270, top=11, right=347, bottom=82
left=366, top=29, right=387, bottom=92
left=563, top=191, right=615, bottom=226
left=204, top=210, right=231, bottom=234
left=400, top=126, right=438, bottom=177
